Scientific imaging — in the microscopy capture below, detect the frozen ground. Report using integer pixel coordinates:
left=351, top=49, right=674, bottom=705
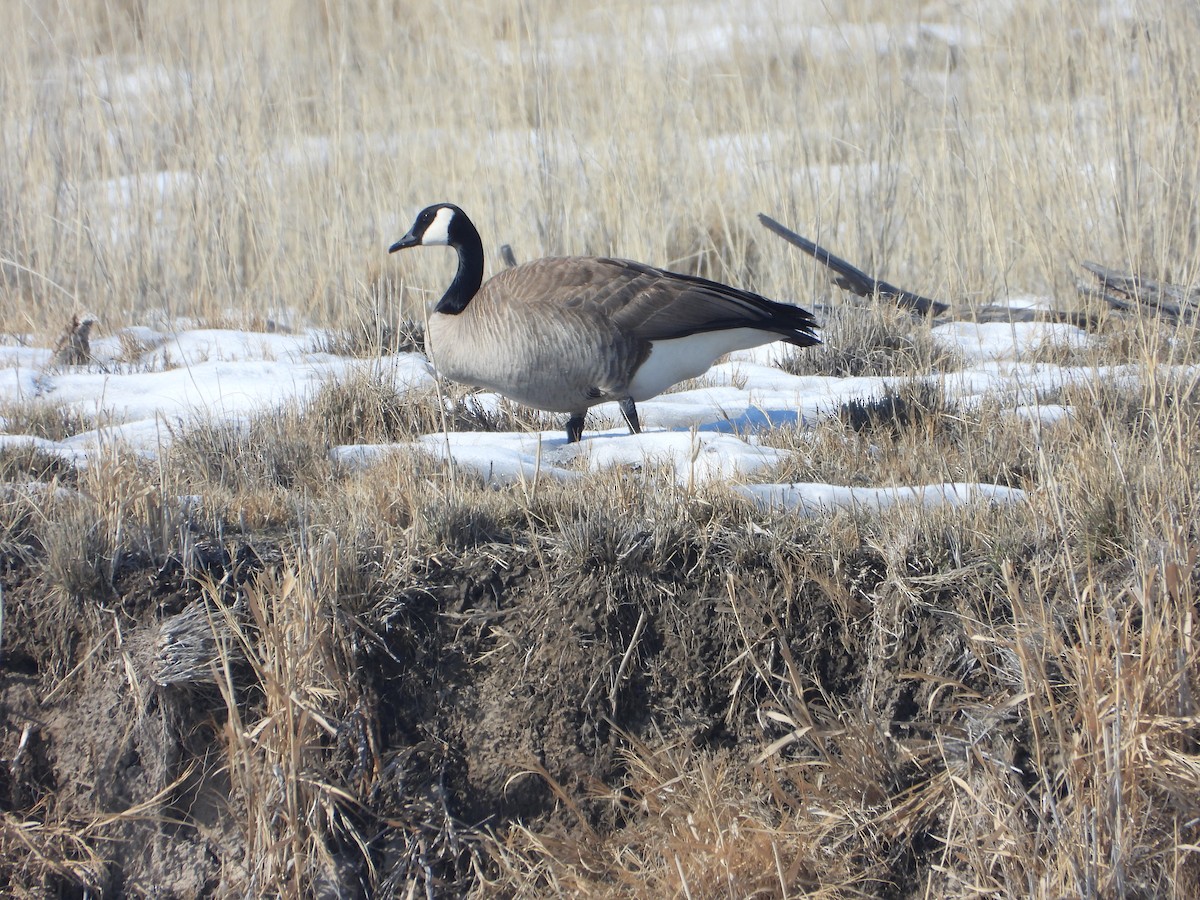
left=0, top=311, right=1147, bottom=514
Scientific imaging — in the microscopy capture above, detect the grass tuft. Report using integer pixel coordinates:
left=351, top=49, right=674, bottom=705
left=783, top=305, right=963, bottom=378
left=0, top=399, right=94, bottom=442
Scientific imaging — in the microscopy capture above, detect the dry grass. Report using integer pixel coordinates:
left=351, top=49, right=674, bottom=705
left=208, top=566, right=367, bottom=895
left=0, top=398, right=94, bottom=443
left=3, top=0, right=1200, bottom=897
left=1, top=360, right=1197, bottom=895
left=5, top=1, right=1200, bottom=334
left=782, top=305, right=964, bottom=378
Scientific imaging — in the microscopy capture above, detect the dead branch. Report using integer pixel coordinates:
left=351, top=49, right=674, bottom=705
left=759, top=213, right=1097, bottom=328
left=757, top=213, right=948, bottom=316
left=1077, top=261, right=1200, bottom=323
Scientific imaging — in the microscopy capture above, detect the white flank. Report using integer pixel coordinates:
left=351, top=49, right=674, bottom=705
left=420, top=206, right=455, bottom=245
left=627, top=328, right=776, bottom=401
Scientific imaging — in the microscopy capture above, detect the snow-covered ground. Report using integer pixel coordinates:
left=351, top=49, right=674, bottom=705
left=0, top=311, right=1153, bottom=515
left=2, top=4, right=1155, bottom=526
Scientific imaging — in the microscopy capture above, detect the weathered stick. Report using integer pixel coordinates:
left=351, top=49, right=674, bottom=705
left=757, top=213, right=949, bottom=316
left=1078, top=260, right=1198, bottom=323
left=760, top=212, right=1098, bottom=328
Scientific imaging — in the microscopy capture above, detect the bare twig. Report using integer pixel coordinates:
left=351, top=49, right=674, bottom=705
left=609, top=609, right=648, bottom=716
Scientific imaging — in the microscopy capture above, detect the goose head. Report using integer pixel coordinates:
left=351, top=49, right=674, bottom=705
left=388, top=203, right=486, bottom=315
left=389, top=203, right=470, bottom=252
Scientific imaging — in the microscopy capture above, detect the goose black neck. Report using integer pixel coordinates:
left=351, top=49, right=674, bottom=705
left=436, top=218, right=485, bottom=315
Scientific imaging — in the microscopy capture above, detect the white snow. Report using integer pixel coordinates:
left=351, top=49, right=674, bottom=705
left=0, top=328, right=435, bottom=464
left=0, top=310, right=1164, bottom=515
left=334, top=426, right=793, bottom=487
left=931, top=321, right=1091, bottom=362
left=739, top=481, right=1028, bottom=515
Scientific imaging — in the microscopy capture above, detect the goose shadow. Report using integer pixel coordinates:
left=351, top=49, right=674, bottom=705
left=695, top=406, right=804, bottom=433
left=575, top=405, right=806, bottom=440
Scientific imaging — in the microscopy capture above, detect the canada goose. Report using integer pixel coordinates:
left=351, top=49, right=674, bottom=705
left=389, top=203, right=820, bottom=442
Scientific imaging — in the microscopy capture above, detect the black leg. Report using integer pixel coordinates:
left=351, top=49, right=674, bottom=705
left=619, top=397, right=641, bottom=434
left=565, top=413, right=585, bottom=443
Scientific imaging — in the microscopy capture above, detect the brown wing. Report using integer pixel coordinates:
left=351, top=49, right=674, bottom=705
left=485, top=257, right=820, bottom=347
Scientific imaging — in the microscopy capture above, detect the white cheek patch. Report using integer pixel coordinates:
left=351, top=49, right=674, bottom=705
left=422, top=206, right=455, bottom=245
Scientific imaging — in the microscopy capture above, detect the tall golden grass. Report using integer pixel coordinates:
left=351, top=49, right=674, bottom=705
left=2, top=1, right=1200, bottom=897
left=4, top=1, right=1198, bottom=337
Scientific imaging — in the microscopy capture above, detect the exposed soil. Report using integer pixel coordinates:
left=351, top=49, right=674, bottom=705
left=0, top=518, right=1016, bottom=897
